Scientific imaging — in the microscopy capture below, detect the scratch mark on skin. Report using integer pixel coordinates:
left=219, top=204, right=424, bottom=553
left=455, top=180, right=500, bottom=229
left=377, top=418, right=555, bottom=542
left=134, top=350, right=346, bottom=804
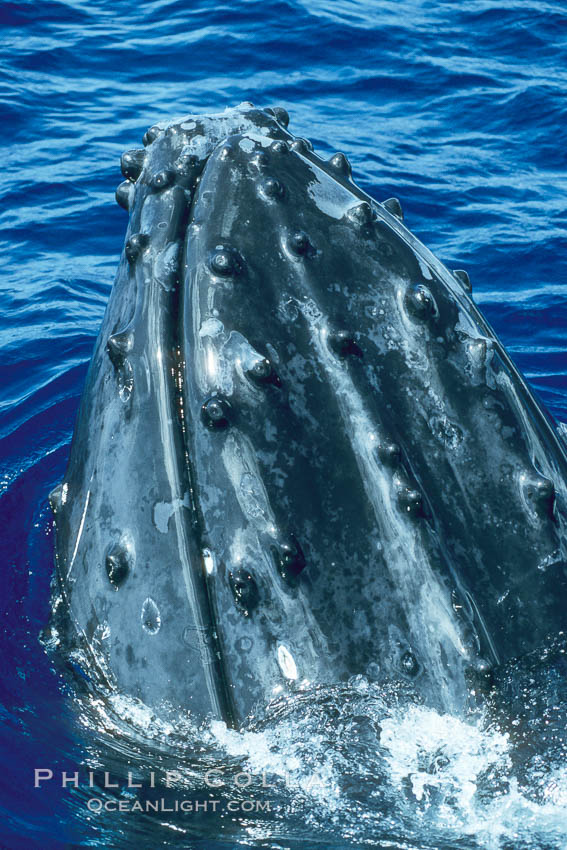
left=67, top=489, right=90, bottom=581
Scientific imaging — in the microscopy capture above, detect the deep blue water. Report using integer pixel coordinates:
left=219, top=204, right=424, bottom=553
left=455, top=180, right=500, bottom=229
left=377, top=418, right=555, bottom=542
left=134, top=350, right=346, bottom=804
left=1, top=1, right=567, bottom=848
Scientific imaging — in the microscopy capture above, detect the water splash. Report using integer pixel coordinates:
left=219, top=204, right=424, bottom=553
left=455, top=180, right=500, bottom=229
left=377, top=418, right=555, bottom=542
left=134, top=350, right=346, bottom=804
left=45, top=662, right=565, bottom=849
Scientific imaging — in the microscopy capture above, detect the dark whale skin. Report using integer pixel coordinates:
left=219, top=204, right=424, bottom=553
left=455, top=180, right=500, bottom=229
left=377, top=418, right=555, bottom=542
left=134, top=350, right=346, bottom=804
left=49, top=103, right=567, bottom=728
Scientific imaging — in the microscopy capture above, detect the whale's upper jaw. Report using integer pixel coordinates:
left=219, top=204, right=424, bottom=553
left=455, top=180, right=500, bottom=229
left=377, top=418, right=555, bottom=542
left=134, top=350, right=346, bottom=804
left=49, top=103, right=567, bottom=728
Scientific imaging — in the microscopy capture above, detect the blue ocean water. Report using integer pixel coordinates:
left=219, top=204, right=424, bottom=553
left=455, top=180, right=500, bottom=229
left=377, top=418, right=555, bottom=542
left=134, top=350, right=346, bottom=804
left=1, top=1, right=567, bottom=848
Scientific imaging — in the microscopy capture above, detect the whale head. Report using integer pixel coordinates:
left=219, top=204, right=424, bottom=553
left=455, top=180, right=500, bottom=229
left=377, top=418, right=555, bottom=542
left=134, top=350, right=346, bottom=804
left=49, top=103, right=567, bottom=728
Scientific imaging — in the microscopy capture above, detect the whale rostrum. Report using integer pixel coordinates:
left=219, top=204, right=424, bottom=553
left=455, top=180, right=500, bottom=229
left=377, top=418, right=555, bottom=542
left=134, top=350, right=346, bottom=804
left=49, top=103, right=567, bottom=728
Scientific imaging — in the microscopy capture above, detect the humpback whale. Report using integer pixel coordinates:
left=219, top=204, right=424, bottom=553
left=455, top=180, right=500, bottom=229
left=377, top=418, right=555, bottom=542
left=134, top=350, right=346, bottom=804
left=48, top=103, right=567, bottom=730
